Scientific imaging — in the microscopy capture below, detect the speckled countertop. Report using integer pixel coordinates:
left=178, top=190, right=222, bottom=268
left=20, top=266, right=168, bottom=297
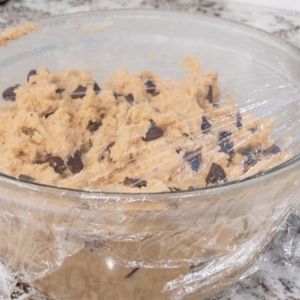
left=1, top=1, right=300, bottom=299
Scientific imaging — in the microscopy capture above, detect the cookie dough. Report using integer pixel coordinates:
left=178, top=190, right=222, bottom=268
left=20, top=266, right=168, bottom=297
left=0, top=56, right=289, bottom=192
left=0, top=22, right=38, bottom=46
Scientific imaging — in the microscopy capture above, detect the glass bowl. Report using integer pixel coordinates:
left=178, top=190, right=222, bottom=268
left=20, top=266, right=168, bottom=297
left=0, top=10, right=300, bottom=300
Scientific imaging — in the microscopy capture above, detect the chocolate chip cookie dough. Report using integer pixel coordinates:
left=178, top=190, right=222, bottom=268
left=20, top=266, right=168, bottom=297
left=0, top=22, right=38, bottom=46
left=0, top=56, right=289, bottom=192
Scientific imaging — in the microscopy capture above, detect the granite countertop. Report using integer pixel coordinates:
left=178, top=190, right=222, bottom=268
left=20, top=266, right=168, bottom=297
left=1, top=1, right=300, bottom=299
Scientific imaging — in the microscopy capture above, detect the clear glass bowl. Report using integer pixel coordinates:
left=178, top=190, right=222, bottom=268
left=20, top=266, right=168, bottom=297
left=0, top=10, right=300, bottom=300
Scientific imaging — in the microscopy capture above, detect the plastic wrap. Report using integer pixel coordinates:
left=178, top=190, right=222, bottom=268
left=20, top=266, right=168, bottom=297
left=1, top=10, right=300, bottom=300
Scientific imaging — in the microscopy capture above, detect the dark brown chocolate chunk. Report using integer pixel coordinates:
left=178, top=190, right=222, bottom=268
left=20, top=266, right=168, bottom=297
left=44, top=111, right=55, bottom=119
left=113, top=91, right=123, bottom=99
left=48, top=156, right=66, bottom=174
left=264, top=144, right=281, bottom=156
left=11, top=282, right=30, bottom=299
left=206, top=85, right=213, bottom=103
left=145, top=80, right=156, bottom=93
left=236, top=111, right=242, bottom=129
left=71, top=85, right=87, bottom=99
left=237, top=146, right=253, bottom=156
left=169, top=187, right=182, bottom=192
left=218, top=131, right=231, bottom=141
left=80, top=141, right=93, bottom=154
left=201, top=116, right=211, bottom=132
left=125, top=267, right=140, bottom=278
left=107, top=142, right=115, bottom=153
left=34, top=156, right=49, bottom=164
left=18, top=174, right=36, bottom=182
left=205, top=163, right=227, bottom=185
left=125, top=93, right=134, bottom=104
left=55, top=88, right=65, bottom=94
left=16, top=282, right=29, bottom=293
left=87, top=120, right=102, bottom=133
left=149, top=119, right=156, bottom=126
left=249, top=127, right=258, bottom=134
left=66, top=150, right=84, bottom=174
left=27, top=69, right=37, bottom=82
left=142, top=120, right=164, bottom=141
left=2, top=84, right=20, bottom=101
left=183, top=151, right=202, bottom=172
left=93, top=82, right=101, bottom=94
left=218, top=131, right=233, bottom=154
left=145, top=80, right=159, bottom=96
left=219, top=141, right=234, bottom=154
left=123, top=177, right=147, bottom=188
left=238, top=147, right=262, bottom=167
left=238, top=147, right=261, bottom=157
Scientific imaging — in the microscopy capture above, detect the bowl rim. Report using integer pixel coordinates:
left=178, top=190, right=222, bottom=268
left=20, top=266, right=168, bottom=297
left=1, top=9, right=300, bottom=197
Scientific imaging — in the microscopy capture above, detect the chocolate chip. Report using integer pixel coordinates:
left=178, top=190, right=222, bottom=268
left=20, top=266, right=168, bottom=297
left=80, top=141, right=93, bottom=154
left=55, top=88, right=65, bottom=94
left=107, top=142, right=115, bottom=153
left=238, top=147, right=261, bottom=156
left=93, top=82, right=101, bottom=94
left=244, top=156, right=257, bottom=168
left=149, top=119, right=156, bottom=126
left=11, top=282, right=30, bottom=299
left=125, top=267, right=140, bottom=278
left=34, top=157, right=49, bottom=164
left=16, top=282, right=29, bottom=293
left=142, top=120, right=164, bottom=141
left=44, top=111, right=55, bottom=119
left=218, top=131, right=231, bottom=141
left=18, top=174, right=36, bottom=182
left=123, top=177, right=147, bottom=188
left=66, top=150, right=84, bottom=174
left=2, top=84, right=20, bottom=101
left=236, top=111, right=242, bottom=129
left=125, top=93, right=134, bottom=104
left=27, top=69, right=37, bottom=82
left=206, top=85, right=213, bottom=103
left=183, top=151, right=202, bottom=172
left=237, top=147, right=261, bottom=168
left=48, top=156, right=66, bottom=174
left=218, top=131, right=233, bottom=154
left=264, top=144, right=281, bottom=156
left=249, top=127, right=258, bottom=134
left=169, top=187, right=182, bottom=192
left=113, top=91, right=123, bottom=99
left=145, top=80, right=159, bottom=96
left=205, top=163, right=227, bottom=185
left=71, top=85, right=87, bottom=99
left=219, top=141, right=234, bottom=154
left=87, top=120, right=102, bottom=133
left=237, top=146, right=261, bottom=156
left=145, top=80, right=156, bottom=93
left=201, top=116, right=211, bottom=132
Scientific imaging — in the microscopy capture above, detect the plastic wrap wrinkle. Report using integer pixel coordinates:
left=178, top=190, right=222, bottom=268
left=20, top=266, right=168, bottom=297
left=0, top=167, right=299, bottom=299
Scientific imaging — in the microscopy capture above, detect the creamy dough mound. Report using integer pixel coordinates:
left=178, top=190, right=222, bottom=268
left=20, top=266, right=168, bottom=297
left=0, top=57, right=289, bottom=192
left=0, top=22, right=38, bottom=46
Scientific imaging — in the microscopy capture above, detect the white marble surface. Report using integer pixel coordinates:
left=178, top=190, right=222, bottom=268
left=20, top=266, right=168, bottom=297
left=1, top=1, right=300, bottom=299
